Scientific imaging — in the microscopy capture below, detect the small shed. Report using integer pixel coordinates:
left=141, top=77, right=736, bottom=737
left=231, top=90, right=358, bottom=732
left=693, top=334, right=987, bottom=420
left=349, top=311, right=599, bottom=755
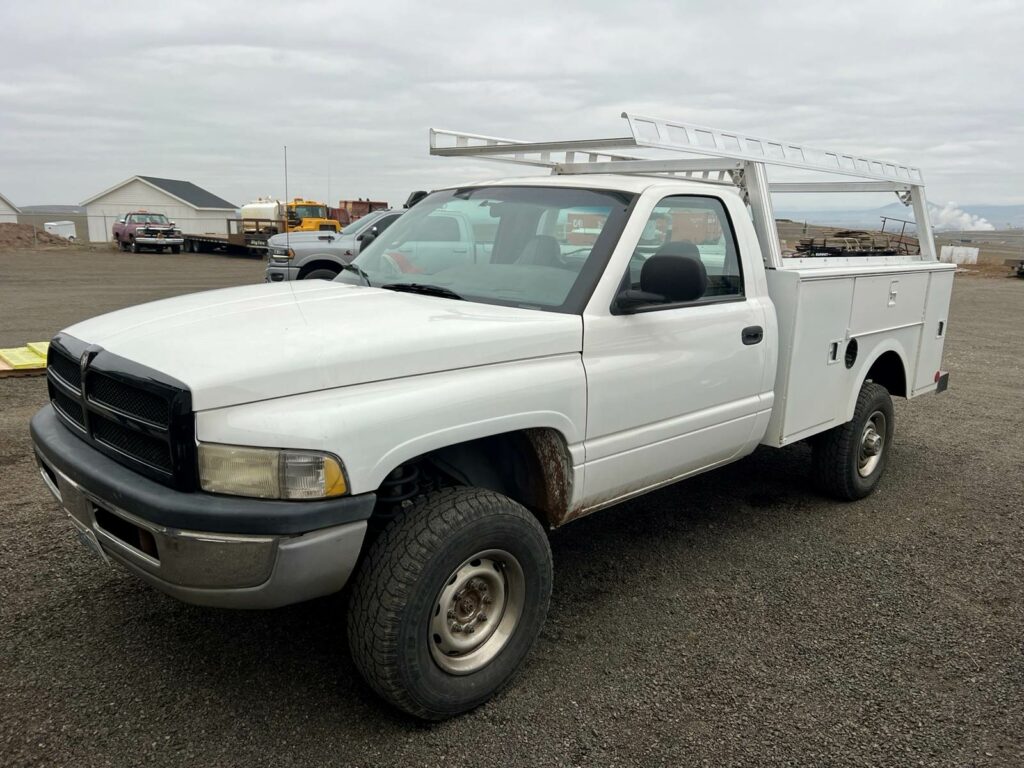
left=0, top=192, right=19, bottom=224
left=82, top=176, right=237, bottom=242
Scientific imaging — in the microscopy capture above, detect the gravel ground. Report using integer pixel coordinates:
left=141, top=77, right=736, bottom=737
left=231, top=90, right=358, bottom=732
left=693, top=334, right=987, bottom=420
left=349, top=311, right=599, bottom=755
left=1, top=248, right=1022, bottom=767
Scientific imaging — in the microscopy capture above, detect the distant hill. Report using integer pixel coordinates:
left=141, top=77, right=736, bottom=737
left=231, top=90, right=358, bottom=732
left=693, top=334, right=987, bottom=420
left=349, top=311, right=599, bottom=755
left=18, top=204, right=86, bottom=215
left=776, top=202, right=1024, bottom=232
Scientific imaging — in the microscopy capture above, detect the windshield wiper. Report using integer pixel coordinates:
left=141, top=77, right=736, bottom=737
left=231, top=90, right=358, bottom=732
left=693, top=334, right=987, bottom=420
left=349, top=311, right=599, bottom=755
left=380, top=282, right=464, bottom=300
left=339, top=262, right=371, bottom=286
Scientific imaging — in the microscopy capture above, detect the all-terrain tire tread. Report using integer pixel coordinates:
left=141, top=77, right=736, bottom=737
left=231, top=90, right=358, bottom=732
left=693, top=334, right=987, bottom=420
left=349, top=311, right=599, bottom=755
left=346, top=487, right=550, bottom=719
left=812, top=381, right=892, bottom=500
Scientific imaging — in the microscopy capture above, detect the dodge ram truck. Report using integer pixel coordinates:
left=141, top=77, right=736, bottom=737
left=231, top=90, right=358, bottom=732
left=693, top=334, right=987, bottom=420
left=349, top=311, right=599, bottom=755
left=112, top=211, right=184, bottom=253
left=31, top=114, right=953, bottom=720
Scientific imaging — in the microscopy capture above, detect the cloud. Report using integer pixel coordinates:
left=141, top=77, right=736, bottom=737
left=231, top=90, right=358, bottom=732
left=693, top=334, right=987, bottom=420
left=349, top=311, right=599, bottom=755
left=930, top=202, right=994, bottom=231
left=0, top=0, right=1022, bottom=209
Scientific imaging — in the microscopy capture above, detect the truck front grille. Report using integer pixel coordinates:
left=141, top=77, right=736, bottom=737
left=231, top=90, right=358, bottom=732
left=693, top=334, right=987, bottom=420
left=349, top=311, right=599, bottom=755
left=88, top=371, right=170, bottom=426
left=48, top=349, right=82, bottom=389
left=51, top=388, right=85, bottom=427
left=91, top=415, right=173, bottom=471
left=46, top=336, right=195, bottom=489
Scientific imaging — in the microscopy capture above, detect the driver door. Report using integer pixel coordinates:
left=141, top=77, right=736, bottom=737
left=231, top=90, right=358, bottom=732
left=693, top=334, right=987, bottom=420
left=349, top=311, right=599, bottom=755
left=580, top=194, right=770, bottom=506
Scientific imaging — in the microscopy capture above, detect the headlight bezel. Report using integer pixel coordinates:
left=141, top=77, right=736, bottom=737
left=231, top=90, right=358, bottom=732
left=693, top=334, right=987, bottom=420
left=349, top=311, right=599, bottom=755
left=197, top=442, right=348, bottom=501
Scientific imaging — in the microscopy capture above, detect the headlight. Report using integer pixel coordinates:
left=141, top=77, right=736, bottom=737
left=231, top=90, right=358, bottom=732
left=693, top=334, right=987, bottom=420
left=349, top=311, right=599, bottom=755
left=270, top=247, right=294, bottom=259
left=198, top=443, right=348, bottom=500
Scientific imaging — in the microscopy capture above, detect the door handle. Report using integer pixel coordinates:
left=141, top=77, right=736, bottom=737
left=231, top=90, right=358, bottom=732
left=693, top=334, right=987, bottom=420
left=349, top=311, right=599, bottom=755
left=742, top=325, right=763, bottom=345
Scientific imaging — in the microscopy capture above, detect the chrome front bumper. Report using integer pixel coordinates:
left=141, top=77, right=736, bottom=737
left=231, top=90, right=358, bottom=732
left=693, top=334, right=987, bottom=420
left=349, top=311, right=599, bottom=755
left=31, top=404, right=373, bottom=609
left=133, top=236, right=185, bottom=244
left=264, top=261, right=299, bottom=282
left=36, top=456, right=366, bottom=609
left=133, top=236, right=184, bottom=245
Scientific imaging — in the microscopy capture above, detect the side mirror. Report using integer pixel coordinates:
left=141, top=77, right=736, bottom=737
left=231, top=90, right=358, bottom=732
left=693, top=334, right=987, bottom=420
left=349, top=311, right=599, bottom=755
left=358, top=231, right=377, bottom=251
left=404, top=190, right=429, bottom=208
left=118, top=218, right=126, bottom=224
left=613, top=289, right=665, bottom=313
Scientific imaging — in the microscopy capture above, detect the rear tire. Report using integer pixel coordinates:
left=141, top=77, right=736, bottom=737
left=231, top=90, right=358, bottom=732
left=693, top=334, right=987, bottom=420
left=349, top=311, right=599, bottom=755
left=813, top=381, right=894, bottom=500
left=347, top=487, right=552, bottom=720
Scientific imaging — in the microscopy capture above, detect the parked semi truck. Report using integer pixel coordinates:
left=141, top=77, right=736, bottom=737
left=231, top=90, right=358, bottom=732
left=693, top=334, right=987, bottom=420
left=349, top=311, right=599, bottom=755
left=32, top=113, right=952, bottom=720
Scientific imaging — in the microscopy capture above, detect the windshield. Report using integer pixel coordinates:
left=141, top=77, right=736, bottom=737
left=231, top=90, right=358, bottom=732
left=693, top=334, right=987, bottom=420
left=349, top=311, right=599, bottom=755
left=292, top=205, right=326, bottom=219
left=340, top=211, right=383, bottom=235
left=336, top=186, right=634, bottom=312
left=129, top=213, right=170, bottom=224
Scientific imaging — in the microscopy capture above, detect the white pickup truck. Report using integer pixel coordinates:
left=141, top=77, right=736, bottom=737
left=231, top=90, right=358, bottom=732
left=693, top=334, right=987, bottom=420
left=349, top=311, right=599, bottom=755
left=31, top=114, right=953, bottom=720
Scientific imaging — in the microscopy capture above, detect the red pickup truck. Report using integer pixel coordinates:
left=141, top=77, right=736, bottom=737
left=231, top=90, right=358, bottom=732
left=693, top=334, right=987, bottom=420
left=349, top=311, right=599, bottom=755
left=112, top=211, right=184, bottom=253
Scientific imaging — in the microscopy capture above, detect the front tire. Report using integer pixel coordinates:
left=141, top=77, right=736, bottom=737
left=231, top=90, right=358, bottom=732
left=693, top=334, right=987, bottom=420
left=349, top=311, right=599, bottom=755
left=813, top=381, right=895, bottom=500
left=130, top=238, right=140, bottom=253
left=303, top=268, right=338, bottom=280
left=347, top=487, right=552, bottom=720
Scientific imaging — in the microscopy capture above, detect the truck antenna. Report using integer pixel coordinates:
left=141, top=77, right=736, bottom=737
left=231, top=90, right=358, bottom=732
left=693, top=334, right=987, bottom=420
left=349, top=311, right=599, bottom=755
left=284, top=145, right=289, bottom=252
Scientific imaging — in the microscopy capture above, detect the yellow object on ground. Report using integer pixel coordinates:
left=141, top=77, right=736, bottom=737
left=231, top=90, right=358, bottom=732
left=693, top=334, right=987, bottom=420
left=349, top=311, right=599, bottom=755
left=0, top=344, right=48, bottom=369
left=27, top=341, right=50, bottom=358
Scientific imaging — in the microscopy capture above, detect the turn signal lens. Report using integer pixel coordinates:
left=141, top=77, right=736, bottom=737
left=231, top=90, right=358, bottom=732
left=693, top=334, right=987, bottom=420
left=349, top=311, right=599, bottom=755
left=280, top=451, right=347, bottom=499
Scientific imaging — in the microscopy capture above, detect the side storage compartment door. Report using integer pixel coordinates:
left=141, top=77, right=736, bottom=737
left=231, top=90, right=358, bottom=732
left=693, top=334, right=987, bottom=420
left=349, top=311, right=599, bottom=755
left=911, top=268, right=954, bottom=394
left=763, top=273, right=857, bottom=445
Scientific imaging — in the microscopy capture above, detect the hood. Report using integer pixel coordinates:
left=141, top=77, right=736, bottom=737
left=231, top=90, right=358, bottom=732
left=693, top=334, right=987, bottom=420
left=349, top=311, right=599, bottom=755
left=63, top=282, right=582, bottom=411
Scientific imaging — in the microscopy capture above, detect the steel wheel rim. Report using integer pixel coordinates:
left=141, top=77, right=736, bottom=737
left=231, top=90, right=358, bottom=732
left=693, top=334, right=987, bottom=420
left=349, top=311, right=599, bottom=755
left=429, top=549, right=525, bottom=675
left=858, top=410, right=887, bottom=477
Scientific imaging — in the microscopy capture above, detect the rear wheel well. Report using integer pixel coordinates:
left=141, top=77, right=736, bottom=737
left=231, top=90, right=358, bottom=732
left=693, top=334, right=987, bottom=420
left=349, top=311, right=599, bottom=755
left=864, top=350, right=907, bottom=398
left=371, top=429, right=573, bottom=531
left=298, top=259, right=341, bottom=279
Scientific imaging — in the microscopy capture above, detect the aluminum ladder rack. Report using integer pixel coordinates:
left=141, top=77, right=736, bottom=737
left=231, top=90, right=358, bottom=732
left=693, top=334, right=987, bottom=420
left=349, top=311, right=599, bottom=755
left=429, top=112, right=936, bottom=266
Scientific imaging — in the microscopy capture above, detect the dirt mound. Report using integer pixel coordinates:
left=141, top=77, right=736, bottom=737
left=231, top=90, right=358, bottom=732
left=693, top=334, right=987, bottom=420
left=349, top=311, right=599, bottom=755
left=0, top=223, right=75, bottom=249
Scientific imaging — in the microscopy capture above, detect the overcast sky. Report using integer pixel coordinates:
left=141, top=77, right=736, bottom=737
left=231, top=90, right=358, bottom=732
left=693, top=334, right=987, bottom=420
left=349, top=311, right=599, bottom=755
left=1, top=0, right=1021, bottom=212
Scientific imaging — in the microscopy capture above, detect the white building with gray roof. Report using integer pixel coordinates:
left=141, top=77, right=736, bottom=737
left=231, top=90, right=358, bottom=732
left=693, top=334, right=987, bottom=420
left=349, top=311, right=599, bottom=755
left=82, top=176, right=237, bottom=242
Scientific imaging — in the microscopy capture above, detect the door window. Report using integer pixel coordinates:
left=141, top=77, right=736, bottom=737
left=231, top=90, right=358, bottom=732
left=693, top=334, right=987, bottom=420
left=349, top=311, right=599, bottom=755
left=626, top=196, right=743, bottom=304
left=374, top=214, right=401, bottom=234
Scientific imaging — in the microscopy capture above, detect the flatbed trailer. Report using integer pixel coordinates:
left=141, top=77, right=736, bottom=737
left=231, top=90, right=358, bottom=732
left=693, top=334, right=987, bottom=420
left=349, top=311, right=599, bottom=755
left=182, top=218, right=281, bottom=257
